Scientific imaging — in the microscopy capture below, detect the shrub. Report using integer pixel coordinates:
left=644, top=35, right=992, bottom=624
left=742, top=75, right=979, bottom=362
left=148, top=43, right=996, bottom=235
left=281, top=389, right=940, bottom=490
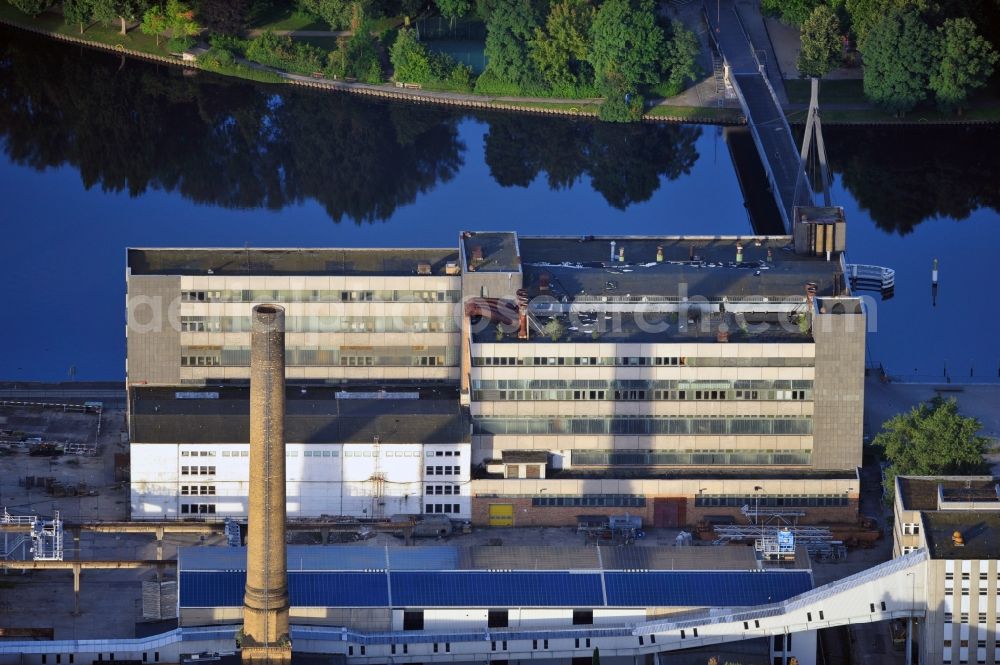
left=246, top=31, right=326, bottom=75
left=167, top=36, right=196, bottom=53
left=328, top=25, right=382, bottom=81
left=210, top=33, right=249, bottom=57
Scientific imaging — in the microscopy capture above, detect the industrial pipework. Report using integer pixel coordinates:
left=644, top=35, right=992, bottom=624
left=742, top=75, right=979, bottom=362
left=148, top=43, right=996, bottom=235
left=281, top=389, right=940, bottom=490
left=242, top=304, right=292, bottom=663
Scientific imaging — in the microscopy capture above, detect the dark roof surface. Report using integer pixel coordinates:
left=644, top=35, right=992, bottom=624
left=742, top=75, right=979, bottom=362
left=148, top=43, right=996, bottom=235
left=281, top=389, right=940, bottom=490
left=897, top=476, right=999, bottom=512
left=128, top=248, right=459, bottom=276
left=923, top=512, right=1000, bottom=560
left=501, top=450, right=550, bottom=463
left=517, top=236, right=844, bottom=301
left=461, top=231, right=521, bottom=272
left=130, top=386, right=469, bottom=444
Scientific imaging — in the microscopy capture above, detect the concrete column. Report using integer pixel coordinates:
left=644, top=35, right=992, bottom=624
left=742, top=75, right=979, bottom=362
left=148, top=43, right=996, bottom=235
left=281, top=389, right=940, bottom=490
left=72, top=564, right=81, bottom=616
left=242, top=304, right=291, bottom=663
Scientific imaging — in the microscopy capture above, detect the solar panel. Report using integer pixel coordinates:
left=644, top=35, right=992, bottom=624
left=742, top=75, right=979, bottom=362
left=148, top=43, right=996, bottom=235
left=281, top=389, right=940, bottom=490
left=179, top=571, right=390, bottom=607
left=180, top=571, right=246, bottom=607
left=289, top=572, right=389, bottom=607
left=604, top=571, right=812, bottom=607
left=390, top=571, right=604, bottom=607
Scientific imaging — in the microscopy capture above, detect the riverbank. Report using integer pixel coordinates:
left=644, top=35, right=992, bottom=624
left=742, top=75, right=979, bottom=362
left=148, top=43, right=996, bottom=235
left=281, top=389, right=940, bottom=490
left=2, top=6, right=998, bottom=125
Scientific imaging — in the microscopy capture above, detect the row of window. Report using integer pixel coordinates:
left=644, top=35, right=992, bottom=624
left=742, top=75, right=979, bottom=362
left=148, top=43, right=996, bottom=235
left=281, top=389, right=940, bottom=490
left=473, top=388, right=810, bottom=402
left=571, top=450, right=811, bottom=467
left=180, top=316, right=459, bottom=333
left=473, top=379, right=814, bottom=391
left=473, top=356, right=814, bottom=368
left=180, top=485, right=216, bottom=495
left=180, top=466, right=216, bottom=475
left=425, top=503, right=461, bottom=514
left=531, top=495, right=646, bottom=507
left=180, top=503, right=216, bottom=514
left=473, top=416, right=813, bottom=436
left=181, top=289, right=461, bottom=303
left=694, top=494, right=849, bottom=507
left=180, top=450, right=215, bottom=457
left=426, top=466, right=461, bottom=476
left=426, top=485, right=460, bottom=495
left=181, top=346, right=457, bottom=368
left=200, top=450, right=458, bottom=459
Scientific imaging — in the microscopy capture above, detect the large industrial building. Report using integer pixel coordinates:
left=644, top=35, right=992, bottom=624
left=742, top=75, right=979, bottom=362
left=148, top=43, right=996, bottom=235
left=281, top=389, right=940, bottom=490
left=125, top=215, right=866, bottom=525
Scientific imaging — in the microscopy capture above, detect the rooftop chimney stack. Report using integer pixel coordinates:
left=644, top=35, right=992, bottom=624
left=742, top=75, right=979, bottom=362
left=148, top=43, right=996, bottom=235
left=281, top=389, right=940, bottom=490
left=242, top=304, right=291, bottom=664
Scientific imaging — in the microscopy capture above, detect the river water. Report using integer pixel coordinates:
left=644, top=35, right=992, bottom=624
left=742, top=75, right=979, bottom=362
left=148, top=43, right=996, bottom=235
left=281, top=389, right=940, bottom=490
left=1, top=26, right=998, bottom=382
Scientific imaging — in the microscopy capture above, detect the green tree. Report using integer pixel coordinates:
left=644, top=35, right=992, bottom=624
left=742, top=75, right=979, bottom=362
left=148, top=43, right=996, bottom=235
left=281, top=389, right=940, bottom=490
left=861, top=7, right=934, bottom=113
left=874, top=396, right=991, bottom=502
left=845, top=0, right=928, bottom=50
left=140, top=4, right=167, bottom=45
left=588, top=0, right=666, bottom=90
left=762, top=0, right=821, bottom=26
left=8, top=0, right=52, bottom=16
left=529, top=0, right=595, bottom=90
left=484, top=0, right=539, bottom=84
left=390, top=28, right=432, bottom=83
left=434, top=0, right=472, bottom=19
left=91, top=0, right=148, bottom=35
left=798, top=5, right=842, bottom=77
left=329, top=23, right=382, bottom=82
left=544, top=317, right=566, bottom=341
left=299, top=0, right=372, bottom=30
left=63, top=0, right=93, bottom=33
left=929, top=17, right=999, bottom=113
left=662, top=20, right=701, bottom=94
left=165, top=0, right=200, bottom=40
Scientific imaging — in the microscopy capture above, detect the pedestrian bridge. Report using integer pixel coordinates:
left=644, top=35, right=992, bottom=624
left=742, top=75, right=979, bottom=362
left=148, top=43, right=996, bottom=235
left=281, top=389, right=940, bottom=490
left=705, top=0, right=813, bottom=233
left=0, top=550, right=929, bottom=664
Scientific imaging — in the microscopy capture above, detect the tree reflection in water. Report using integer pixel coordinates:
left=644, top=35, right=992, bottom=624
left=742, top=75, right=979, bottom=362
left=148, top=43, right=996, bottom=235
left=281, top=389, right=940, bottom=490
left=0, top=26, right=705, bottom=223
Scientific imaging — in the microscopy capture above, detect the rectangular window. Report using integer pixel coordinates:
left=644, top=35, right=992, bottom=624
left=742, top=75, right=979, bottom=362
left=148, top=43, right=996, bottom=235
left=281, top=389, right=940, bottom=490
left=573, top=610, right=593, bottom=625
left=403, top=610, right=424, bottom=631
left=488, top=610, right=508, bottom=628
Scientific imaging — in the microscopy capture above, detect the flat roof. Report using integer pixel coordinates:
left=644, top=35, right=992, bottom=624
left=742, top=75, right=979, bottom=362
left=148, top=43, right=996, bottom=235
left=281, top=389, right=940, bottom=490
left=127, top=248, right=460, bottom=276
left=897, top=476, right=999, bottom=512
left=517, top=236, right=844, bottom=301
left=923, top=512, right=1000, bottom=560
left=181, top=543, right=807, bottom=573
left=130, top=386, right=469, bottom=444
left=461, top=231, right=521, bottom=273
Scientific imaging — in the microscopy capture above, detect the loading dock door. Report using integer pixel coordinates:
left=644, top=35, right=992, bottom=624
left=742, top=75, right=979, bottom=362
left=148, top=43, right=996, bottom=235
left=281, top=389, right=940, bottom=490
left=489, top=503, right=514, bottom=527
left=653, top=498, right=686, bottom=527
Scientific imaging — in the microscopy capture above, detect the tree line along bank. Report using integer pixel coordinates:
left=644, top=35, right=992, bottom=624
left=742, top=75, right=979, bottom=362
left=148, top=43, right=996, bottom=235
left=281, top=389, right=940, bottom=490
left=778, top=0, right=999, bottom=115
left=6, top=0, right=703, bottom=122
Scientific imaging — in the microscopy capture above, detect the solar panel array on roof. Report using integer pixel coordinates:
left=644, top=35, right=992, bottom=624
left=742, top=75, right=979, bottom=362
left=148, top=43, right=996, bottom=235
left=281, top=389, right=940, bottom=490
left=389, top=572, right=604, bottom=607
left=179, top=571, right=390, bottom=608
left=604, top=571, right=812, bottom=607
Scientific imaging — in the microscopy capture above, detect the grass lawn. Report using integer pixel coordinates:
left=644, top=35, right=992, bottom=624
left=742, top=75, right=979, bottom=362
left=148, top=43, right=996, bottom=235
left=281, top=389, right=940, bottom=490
left=513, top=100, right=601, bottom=115
left=785, top=78, right=865, bottom=105
left=0, top=4, right=174, bottom=57
left=248, top=5, right=327, bottom=32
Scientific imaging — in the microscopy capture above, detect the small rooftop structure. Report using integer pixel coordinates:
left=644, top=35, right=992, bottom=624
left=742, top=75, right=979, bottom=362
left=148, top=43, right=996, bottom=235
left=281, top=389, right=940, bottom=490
left=897, top=476, right=1000, bottom=512
left=127, top=248, right=460, bottom=276
left=130, top=386, right=469, bottom=445
left=460, top=231, right=521, bottom=273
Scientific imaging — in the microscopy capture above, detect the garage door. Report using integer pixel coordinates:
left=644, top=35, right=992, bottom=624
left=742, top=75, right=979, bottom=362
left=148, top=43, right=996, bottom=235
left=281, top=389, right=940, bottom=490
left=489, top=503, right=514, bottom=527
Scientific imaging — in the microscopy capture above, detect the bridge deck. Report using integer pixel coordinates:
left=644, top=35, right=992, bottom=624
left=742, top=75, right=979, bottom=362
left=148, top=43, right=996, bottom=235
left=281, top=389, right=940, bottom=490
left=706, top=1, right=811, bottom=232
